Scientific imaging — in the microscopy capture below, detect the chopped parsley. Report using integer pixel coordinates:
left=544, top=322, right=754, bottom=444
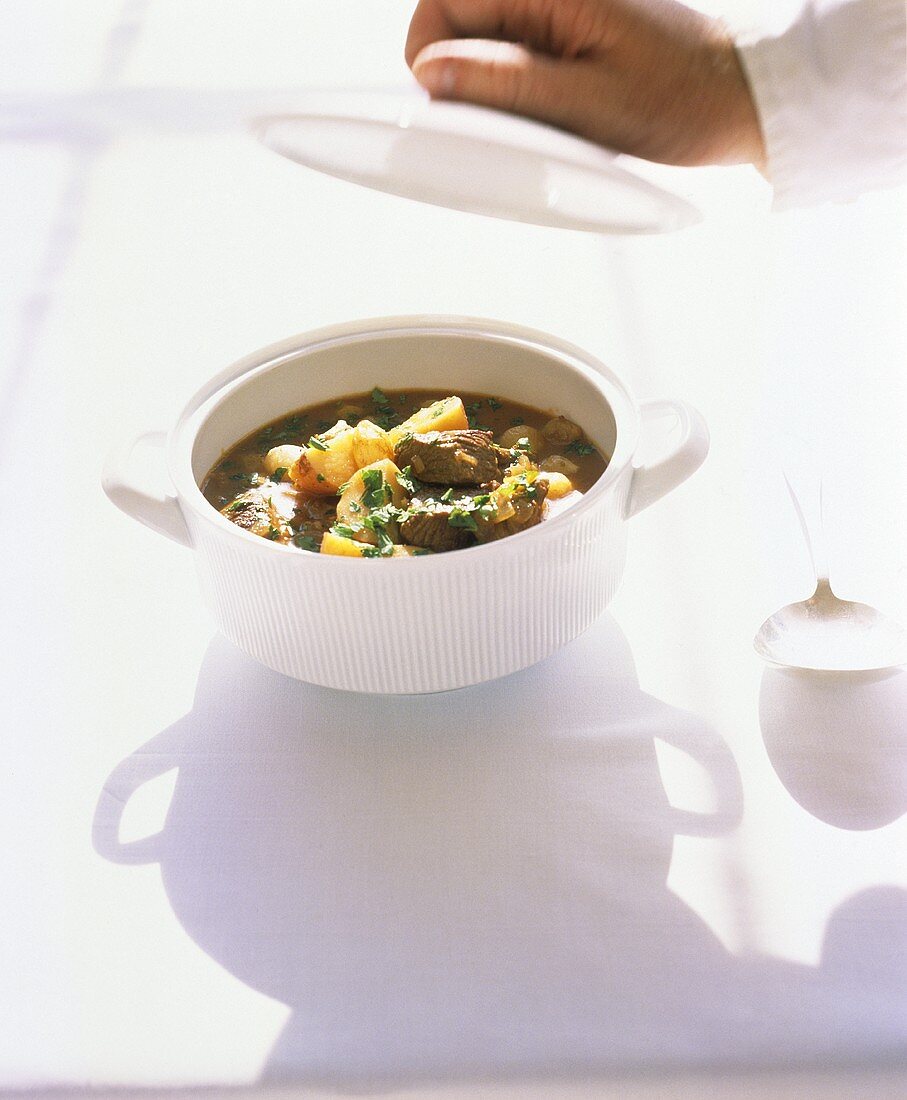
left=448, top=507, right=478, bottom=532
left=331, top=510, right=398, bottom=558
left=316, top=473, right=326, bottom=483
left=331, top=523, right=358, bottom=540
left=365, top=503, right=402, bottom=526
left=512, top=436, right=533, bottom=454
left=371, top=386, right=401, bottom=430
left=344, top=497, right=404, bottom=557
left=487, top=397, right=503, bottom=410
left=272, top=414, right=306, bottom=443
left=266, top=525, right=281, bottom=541
left=565, top=440, right=597, bottom=457
left=397, top=465, right=419, bottom=495
left=293, top=534, right=319, bottom=552
left=308, top=436, right=328, bottom=452
left=441, top=488, right=455, bottom=502
left=361, top=467, right=391, bottom=510
left=471, top=492, right=497, bottom=522
left=272, top=467, right=288, bottom=482
left=513, top=472, right=539, bottom=500
left=439, top=490, right=498, bottom=531
left=364, top=521, right=395, bottom=555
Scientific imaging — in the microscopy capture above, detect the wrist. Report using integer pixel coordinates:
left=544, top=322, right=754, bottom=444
left=707, top=30, right=768, bottom=170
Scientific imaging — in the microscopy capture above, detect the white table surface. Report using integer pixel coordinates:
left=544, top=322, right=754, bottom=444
left=2, top=2, right=906, bottom=1097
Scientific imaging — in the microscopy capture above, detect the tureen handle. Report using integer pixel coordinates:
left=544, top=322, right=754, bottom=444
left=626, top=399, right=709, bottom=518
left=102, top=430, right=191, bottom=547
left=92, top=719, right=189, bottom=865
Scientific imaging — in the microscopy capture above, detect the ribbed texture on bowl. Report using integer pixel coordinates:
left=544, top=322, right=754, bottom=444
left=189, top=498, right=627, bottom=694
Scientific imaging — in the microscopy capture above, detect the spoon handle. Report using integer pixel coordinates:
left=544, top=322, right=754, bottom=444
left=783, top=473, right=830, bottom=585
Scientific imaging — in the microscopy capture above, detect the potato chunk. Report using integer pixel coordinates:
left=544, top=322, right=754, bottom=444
left=388, top=396, right=468, bottom=444
left=350, top=419, right=394, bottom=468
left=264, top=445, right=303, bottom=480
left=320, top=530, right=369, bottom=557
left=335, top=459, right=409, bottom=547
left=320, top=531, right=427, bottom=558
left=290, top=420, right=357, bottom=495
left=336, top=459, right=407, bottom=522
left=541, top=471, right=574, bottom=499
left=290, top=419, right=397, bottom=495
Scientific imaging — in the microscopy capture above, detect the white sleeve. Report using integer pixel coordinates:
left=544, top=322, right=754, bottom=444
left=736, top=0, right=907, bottom=208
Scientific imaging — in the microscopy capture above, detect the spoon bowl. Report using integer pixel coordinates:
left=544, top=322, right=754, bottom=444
left=754, top=578, right=907, bottom=672
left=754, top=477, right=907, bottom=672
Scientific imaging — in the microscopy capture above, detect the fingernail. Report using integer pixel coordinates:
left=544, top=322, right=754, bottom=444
left=416, top=61, right=457, bottom=98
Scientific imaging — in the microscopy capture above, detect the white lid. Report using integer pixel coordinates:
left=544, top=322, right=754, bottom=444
left=252, top=93, right=700, bottom=235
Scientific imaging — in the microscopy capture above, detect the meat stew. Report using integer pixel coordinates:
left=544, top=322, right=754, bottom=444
left=202, top=388, right=608, bottom=557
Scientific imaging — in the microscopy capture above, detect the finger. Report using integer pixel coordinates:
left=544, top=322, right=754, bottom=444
left=406, top=0, right=507, bottom=68
left=412, top=39, right=657, bottom=158
left=411, top=38, right=594, bottom=135
left=406, top=0, right=611, bottom=69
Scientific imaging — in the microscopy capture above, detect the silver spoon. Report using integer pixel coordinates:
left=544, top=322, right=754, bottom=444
left=754, top=476, right=907, bottom=671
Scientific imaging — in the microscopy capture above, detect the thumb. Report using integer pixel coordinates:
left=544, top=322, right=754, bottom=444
left=411, top=38, right=582, bottom=129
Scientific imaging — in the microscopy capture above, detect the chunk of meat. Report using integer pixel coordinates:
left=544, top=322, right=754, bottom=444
left=399, top=504, right=474, bottom=553
left=475, top=477, right=549, bottom=543
left=290, top=494, right=338, bottom=546
left=221, top=489, right=288, bottom=540
left=394, top=430, right=504, bottom=486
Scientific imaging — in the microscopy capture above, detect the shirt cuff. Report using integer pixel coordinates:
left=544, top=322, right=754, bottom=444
left=737, top=0, right=907, bottom=209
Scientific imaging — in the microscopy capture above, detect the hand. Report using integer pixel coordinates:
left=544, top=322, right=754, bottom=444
left=405, top=0, right=766, bottom=170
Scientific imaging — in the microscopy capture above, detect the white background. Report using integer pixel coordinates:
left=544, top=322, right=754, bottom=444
left=1, top=2, right=905, bottom=1096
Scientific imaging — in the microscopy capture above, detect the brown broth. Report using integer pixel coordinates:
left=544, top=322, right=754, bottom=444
left=202, top=388, right=609, bottom=553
